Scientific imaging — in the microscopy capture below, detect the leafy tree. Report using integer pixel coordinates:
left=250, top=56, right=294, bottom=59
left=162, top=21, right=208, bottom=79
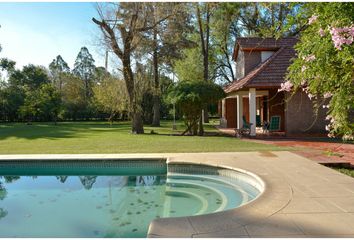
left=0, top=58, right=16, bottom=74
left=73, top=47, right=95, bottom=99
left=61, top=73, right=87, bottom=121
left=49, top=55, right=70, bottom=91
left=174, top=48, right=204, bottom=82
left=168, top=81, right=225, bottom=135
left=93, top=76, right=128, bottom=124
left=37, top=84, right=62, bottom=124
left=2, top=64, right=49, bottom=122
left=0, top=83, right=24, bottom=122
left=286, top=2, right=354, bottom=140
left=19, top=86, right=39, bottom=123
left=8, top=64, right=49, bottom=90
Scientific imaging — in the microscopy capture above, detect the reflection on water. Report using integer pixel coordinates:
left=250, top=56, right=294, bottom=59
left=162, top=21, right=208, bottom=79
left=0, top=173, right=258, bottom=237
left=0, top=176, right=21, bottom=220
left=56, top=176, right=68, bottom=183
left=79, top=176, right=97, bottom=190
left=0, top=175, right=166, bottom=237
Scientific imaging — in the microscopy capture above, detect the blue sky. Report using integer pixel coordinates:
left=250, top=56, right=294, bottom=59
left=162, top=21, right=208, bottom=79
left=0, top=2, right=106, bottom=70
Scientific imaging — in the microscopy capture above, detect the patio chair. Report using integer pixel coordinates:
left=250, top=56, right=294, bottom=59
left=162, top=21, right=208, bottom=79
left=269, top=116, right=281, bottom=131
left=235, top=116, right=253, bottom=137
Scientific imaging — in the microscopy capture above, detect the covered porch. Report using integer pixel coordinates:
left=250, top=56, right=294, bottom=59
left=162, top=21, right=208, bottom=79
left=220, top=88, right=285, bottom=137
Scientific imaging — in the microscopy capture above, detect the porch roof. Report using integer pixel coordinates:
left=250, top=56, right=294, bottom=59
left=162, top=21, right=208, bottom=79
left=225, top=42, right=297, bottom=94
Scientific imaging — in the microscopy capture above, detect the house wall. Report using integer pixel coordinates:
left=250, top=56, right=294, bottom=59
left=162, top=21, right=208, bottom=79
left=236, top=49, right=244, bottom=79
left=225, top=98, right=237, bottom=128
left=285, top=91, right=327, bottom=135
left=268, top=89, right=285, bottom=131
left=244, top=51, right=261, bottom=75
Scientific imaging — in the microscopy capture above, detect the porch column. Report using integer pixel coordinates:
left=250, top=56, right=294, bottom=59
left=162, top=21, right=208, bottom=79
left=249, top=88, right=256, bottom=136
left=221, top=99, right=226, bottom=118
left=236, top=94, right=243, bottom=129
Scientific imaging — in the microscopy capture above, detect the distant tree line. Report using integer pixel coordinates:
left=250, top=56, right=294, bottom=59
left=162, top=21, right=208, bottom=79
left=0, top=47, right=174, bottom=124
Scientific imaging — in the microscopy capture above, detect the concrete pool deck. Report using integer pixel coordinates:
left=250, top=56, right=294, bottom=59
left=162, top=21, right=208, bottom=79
left=1, top=151, right=354, bottom=237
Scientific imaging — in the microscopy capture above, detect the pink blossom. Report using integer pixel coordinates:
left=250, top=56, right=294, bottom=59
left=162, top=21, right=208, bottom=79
left=307, top=93, right=314, bottom=100
left=328, top=133, right=335, bottom=138
left=325, top=125, right=330, bottom=131
left=278, top=81, right=293, bottom=92
left=301, top=80, right=307, bottom=86
left=323, top=92, right=333, bottom=98
left=329, top=25, right=354, bottom=50
left=308, top=15, right=318, bottom=25
left=319, top=28, right=325, bottom=37
left=322, top=104, right=329, bottom=109
left=325, top=115, right=332, bottom=121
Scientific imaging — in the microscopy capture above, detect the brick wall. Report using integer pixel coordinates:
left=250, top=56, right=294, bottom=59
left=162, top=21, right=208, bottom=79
left=285, top=91, right=327, bottom=135
left=268, top=89, right=285, bottom=131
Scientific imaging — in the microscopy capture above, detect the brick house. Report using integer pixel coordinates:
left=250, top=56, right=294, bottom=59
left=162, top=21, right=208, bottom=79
left=220, top=37, right=327, bottom=136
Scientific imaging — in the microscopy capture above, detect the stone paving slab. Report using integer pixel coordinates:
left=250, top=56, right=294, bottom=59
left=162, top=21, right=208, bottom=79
left=1, top=151, right=354, bottom=238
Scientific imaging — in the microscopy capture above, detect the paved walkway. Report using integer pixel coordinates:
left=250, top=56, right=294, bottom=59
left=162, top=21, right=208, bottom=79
left=218, top=127, right=354, bottom=167
left=1, top=152, right=354, bottom=237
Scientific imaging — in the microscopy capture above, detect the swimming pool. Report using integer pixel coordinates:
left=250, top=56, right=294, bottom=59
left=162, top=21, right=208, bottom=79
left=0, top=159, right=263, bottom=237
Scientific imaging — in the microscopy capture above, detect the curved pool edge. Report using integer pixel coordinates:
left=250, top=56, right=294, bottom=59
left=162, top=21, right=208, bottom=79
left=147, top=157, right=292, bottom=238
left=0, top=152, right=293, bottom=237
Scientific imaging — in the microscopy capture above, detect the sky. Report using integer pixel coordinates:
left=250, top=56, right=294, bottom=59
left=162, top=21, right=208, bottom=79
left=0, top=2, right=107, bottom=70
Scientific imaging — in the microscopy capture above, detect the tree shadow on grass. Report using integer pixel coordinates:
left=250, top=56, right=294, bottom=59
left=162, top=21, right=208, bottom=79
left=0, top=122, right=132, bottom=140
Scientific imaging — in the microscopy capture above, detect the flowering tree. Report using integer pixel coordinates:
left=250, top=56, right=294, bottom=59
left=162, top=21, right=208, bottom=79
left=284, top=3, right=353, bottom=140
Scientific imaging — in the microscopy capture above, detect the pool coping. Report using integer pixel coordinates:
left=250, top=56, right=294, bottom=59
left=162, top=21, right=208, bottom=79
left=1, top=151, right=354, bottom=237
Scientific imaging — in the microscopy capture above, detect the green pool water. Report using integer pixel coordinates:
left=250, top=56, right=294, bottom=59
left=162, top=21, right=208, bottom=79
left=0, top=160, right=261, bottom=237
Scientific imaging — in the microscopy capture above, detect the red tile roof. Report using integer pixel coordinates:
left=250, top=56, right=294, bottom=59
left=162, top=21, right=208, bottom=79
left=225, top=37, right=298, bottom=93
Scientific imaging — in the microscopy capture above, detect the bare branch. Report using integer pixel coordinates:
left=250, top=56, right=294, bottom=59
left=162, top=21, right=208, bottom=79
left=92, top=17, right=123, bottom=58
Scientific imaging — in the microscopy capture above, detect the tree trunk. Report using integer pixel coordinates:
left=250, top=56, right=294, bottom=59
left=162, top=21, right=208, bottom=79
left=203, top=107, right=209, bottom=123
left=152, top=95, right=160, bottom=126
left=123, top=55, right=144, bottom=134
left=131, top=112, right=144, bottom=134
left=151, top=24, right=160, bottom=127
left=198, top=111, right=204, bottom=136
left=197, top=4, right=210, bottom=124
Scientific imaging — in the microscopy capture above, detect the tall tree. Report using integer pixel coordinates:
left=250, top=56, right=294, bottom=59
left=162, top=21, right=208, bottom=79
left=211, top=3, right=241, bottom=84
left=92, top=3, right=172, bottom=134
left=195, top=2, right=215, bottom=130
left=73, top=47, right=95, bottom=99
left=143, top=3, right=193, bottom=127
left=49, top=55, right=70, bottom=91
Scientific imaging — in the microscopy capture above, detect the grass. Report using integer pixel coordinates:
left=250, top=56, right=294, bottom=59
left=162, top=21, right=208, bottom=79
left=0, top=120, right=290, bottom=154
left=332, top=167, right=354, bottom=178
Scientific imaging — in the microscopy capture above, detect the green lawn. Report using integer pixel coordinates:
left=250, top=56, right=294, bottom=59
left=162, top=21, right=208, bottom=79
left=0, top=120, right=289, bottom=154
